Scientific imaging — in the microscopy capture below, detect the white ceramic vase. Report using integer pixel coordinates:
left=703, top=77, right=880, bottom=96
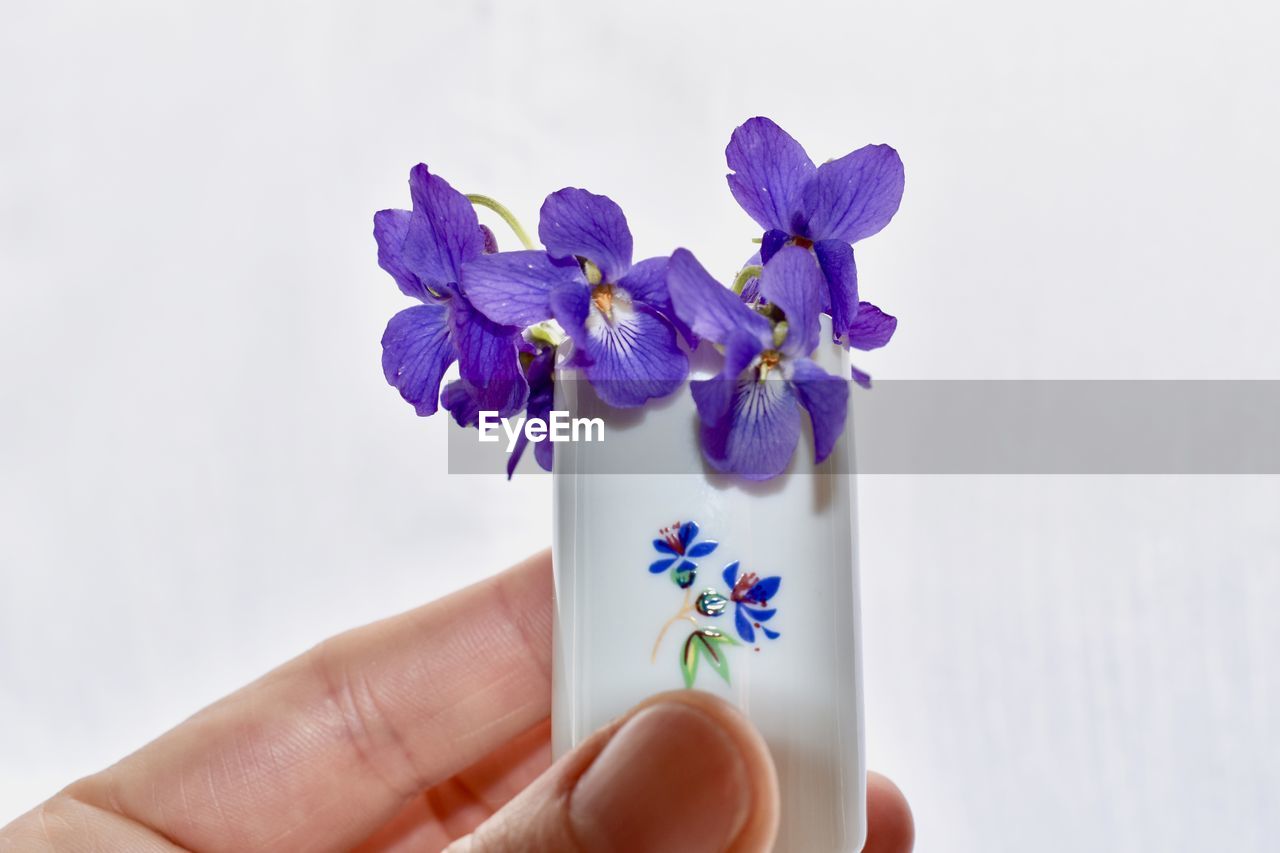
left=551, top=318, right=866, bottom=852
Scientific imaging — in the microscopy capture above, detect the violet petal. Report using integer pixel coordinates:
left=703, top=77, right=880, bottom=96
left=374, top=208, right=433, bottom=302
left=759, top=245, right=823, bottom=357
left=851, top=364, right=873, bottom=389
left=441, top=378, right=482, bottom=427
left=380, top=303, right=455, bottom=417
left=538, top=187, right=634, bottom=282
left=801, top=144, right=905, bottom=243
left=462, top=250, right=581, bottom=327
left=621, top=256, right=696, bottom=347
left=666, top=248, right=772, bottom=348
left=725, top=117, right=816, bottom=233
left=759, top=229, right=790, bottom=265
left=690, top=331, right=765, bottom=426
left=813, top=240, right=860, bottom=340
left=577, top=298, right=688, bottom=408
left=790, top=357, right=849, bottom=464
left=449, top=292, right=528, bottom=417
left=699, top=374, right=800, bottom=480
left=402, top=164, right=484, bottom=287
left=847, top=302, right=898, bottom=351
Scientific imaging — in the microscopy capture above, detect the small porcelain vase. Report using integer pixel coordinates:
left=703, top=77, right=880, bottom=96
left=551, top=318, right=866, bottom=852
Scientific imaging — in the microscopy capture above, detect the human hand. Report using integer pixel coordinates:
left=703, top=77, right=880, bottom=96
left=1, top=550, right=912, bottom=852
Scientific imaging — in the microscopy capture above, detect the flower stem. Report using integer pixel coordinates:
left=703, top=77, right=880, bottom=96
left=651, top=588, right=694, bottom=663
left=732, top=264, right=763, bottom=296
left=467, top=194, right=536, bottom=250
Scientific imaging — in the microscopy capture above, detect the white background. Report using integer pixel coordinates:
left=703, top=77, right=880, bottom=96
left=3, top=1, right=1279, bottom=849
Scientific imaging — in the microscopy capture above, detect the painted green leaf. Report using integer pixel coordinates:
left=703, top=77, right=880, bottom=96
left=680, top=627, right=739, bottom=688
left=669, top=560, right=696, bottom=588
left=680, top=630, right=701, bottom=688
left=700, top=627, right=738, bottom=684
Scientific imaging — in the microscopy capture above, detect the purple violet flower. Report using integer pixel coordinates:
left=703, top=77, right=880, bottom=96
left=374, top=164, right=526, bottom=419
left=462, top=188, right=689, bottom=408
left=726, top=117, right=903, bottom=349
left=667, top=246, right=850, bottom=480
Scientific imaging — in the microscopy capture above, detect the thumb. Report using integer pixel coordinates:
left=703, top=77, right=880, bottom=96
left=446, top=690, right=779, bottom=853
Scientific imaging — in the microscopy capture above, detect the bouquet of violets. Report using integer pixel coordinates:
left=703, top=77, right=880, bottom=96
left=374, top=117, right=903, bottom=480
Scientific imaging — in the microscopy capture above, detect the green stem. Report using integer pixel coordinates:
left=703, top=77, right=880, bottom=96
left=732, top=264, right=763, bottom=296
left=467, top=194, right=535, bottom=250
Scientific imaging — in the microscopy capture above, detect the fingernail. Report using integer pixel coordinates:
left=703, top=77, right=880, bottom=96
left=569, top=701, right=751, bottom=853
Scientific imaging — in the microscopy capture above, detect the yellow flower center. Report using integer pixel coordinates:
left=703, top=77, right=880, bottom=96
left=591, top=284, right=615, bottom=320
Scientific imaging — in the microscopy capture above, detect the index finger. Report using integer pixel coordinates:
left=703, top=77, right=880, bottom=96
left=65, top=549, right=553, bottom=851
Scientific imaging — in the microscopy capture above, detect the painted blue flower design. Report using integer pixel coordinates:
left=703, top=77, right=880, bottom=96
left=723, top=561, right=781, bottom=644
left=648, top=523, right=784, bottom=687
left=650, top=521, right=718, bottom=588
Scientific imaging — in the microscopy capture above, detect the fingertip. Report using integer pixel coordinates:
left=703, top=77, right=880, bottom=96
left=865, top=771, right=914, bottom=852
left=625, top=691, right=780, bottom=852
left=454, top=690, right=780, bottom=853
